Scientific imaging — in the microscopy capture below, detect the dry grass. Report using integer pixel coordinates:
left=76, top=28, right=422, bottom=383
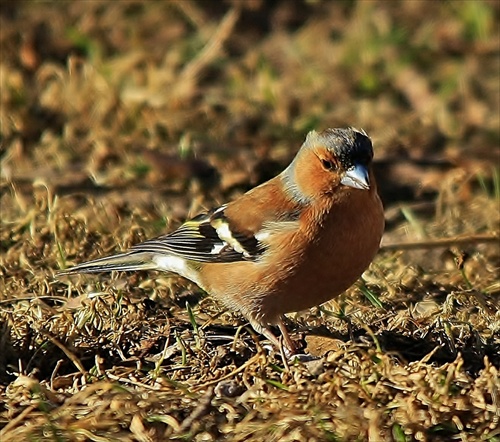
left=1, top=1, right=499, bottom=441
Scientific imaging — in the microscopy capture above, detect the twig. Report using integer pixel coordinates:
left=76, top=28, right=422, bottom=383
left=179, top=386, right=215, bottom=432
left=380, top=233, right=498, bottom=251
left=0, top=295, right=69, bottom=306
left=175, top=7, right=240, bottom=94
left=190, top=353, right=261, bottom=392
left=39, top=330, right=87, bottom=376
left=0, top=405, right=36, bottom=437
left=106, top=372, right=161, bottom=391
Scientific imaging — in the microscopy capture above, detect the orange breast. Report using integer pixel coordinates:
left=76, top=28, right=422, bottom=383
left=200, top=184, right=384, bottom=326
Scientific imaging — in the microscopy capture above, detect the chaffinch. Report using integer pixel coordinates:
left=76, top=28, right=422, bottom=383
left=60, top=128, right=385, bottom=354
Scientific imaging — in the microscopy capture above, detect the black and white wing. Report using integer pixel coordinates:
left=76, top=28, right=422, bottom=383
left=130, top=206, right=266, bottom=263
left=59, top=206, right=267, bottom=276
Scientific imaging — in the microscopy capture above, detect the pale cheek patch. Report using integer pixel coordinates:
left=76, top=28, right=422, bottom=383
left=153, top=255, right=200, bottom=285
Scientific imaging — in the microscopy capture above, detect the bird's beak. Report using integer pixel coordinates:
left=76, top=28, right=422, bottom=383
left=341, top=163, right=370, bottom=190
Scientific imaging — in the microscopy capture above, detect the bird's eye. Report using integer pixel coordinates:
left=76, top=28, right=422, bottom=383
left=321, top=159, right=336, bottom=171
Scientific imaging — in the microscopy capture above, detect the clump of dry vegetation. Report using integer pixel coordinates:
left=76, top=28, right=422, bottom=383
left=1, top=1, right=499, bottom=441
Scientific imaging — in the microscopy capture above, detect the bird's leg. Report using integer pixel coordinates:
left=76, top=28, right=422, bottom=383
left=249, top=317, right=298, bottom=356
left=248, top=318, right=281, bottom=349
left=277, top=316, right=298, bottom=355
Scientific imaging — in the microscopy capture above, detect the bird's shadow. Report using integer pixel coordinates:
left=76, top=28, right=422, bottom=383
left=297, top=323, right=498, bottom=378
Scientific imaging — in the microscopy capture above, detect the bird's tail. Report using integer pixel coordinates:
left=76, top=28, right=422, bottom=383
left=58, top=251, right=157, bottom=275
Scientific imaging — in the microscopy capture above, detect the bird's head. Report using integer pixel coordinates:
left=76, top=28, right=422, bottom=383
left=283, top=127, right=375, bottom=203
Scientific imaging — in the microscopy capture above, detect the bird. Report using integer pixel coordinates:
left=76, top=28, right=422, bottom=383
left=59, top=128, right=385, bottom=355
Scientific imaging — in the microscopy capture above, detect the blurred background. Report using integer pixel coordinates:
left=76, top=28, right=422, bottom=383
left=1, top=1, right=498, bottom=212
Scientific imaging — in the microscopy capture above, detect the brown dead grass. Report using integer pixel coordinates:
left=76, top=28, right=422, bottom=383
left=1, top=1, right=499, bottom=441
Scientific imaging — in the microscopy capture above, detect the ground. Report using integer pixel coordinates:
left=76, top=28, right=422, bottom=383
left=0, top=1, right=499, bottom=441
